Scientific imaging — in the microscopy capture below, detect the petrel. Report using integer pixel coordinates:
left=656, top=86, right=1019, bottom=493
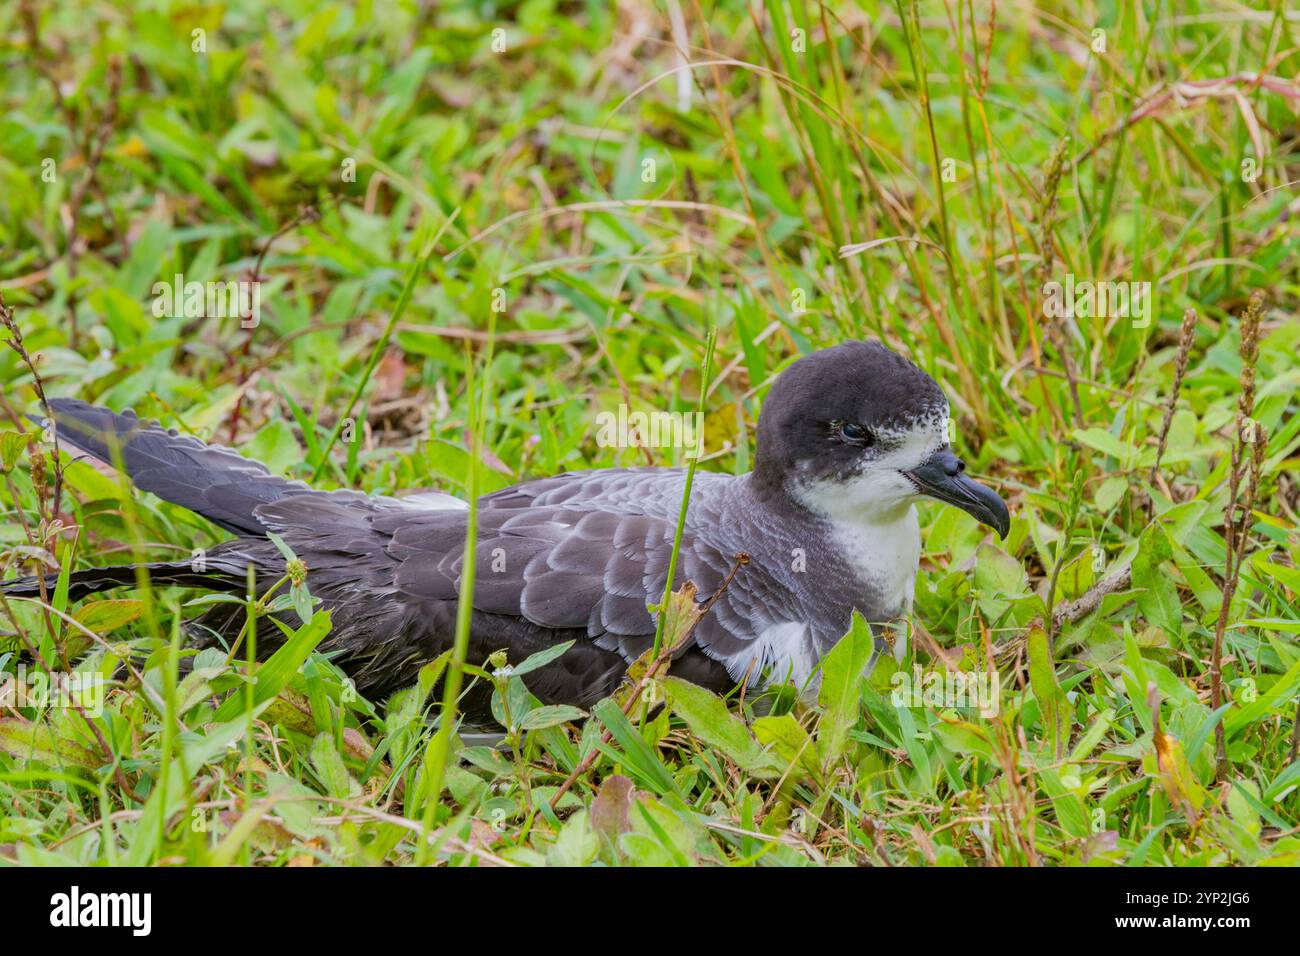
left=4, top=341, right=1009, bottom=724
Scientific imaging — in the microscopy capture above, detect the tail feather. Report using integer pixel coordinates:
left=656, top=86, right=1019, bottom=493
left=42, top=399, right=313, bottom=536
left=11, top=400, right=399, bottom=610
left=2, top=560, right=247, bottom=603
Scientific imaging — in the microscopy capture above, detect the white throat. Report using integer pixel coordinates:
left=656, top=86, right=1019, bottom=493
left=792, top=472, right=923, bottom=627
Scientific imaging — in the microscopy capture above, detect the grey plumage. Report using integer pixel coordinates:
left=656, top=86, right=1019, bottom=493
left=3, top=341, right=1010, bottom=726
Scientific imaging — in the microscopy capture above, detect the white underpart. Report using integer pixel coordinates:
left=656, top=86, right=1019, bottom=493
left=728, top=620, right=821, bottom=692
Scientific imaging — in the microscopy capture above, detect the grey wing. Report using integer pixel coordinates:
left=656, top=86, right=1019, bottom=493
left=254, top=470, right=773, bottom=679
left=373, top=504, right=748, bottom=663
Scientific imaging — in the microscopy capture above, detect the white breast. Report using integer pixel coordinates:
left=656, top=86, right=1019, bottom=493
left=790, top=467, right=924, bottom=624
left=826, top=503, right=921, bottom=620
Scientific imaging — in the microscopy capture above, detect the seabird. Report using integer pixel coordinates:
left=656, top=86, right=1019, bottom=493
left=3, top=340, right=1009, bottom=724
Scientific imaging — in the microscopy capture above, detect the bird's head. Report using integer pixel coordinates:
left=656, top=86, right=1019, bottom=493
left=754, top=340, right=1010, bottom=538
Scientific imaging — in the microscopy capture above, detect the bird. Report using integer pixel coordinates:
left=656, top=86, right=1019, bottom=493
left=3, top=340, right=1009, bottom=726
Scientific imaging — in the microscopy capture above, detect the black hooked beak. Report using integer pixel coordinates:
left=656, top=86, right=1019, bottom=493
left=904, top=449, right=1010, bottom=539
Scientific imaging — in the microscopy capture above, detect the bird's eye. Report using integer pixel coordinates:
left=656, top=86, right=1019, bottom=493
left=841, top=423, right=871, bottom=443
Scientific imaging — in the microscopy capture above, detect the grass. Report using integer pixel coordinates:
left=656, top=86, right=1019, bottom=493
left=0, top=0, right=1298, bottom=866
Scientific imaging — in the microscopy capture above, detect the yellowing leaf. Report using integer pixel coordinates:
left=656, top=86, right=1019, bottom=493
left=1154, top=729, right=1205, bottom=818
left=0, top=431, right=28, bottom=475
left=753, top=713, right=820, bottom=782
left=73, top=600, right=145, bottom=634
left=0, top=719, right=99, bottom=770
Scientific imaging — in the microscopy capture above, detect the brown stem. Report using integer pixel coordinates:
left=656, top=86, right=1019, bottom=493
left=70, top=697, right=134, bottom=794
left=1036, top=137, right=1084, bottom=428
left=1212, top=292, right=1265, bottom=780
left=1149, top=308, right=1198, bottom=490
left=0, top=295, right=66, bottom=540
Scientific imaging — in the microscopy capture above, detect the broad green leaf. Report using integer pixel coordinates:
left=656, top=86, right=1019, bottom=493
left=624, top=793, right=700, bottom=866
left=1038, top=767, right=1091, bottom=838
left=180, top=710, right=266, bottom=770
left=1094, top=476, right=1127, bottom=512
left=510, top=640, right=575, bottom=677
left=1227, top=780, right=1262, bottom=835
left=519, top=704, right=586, bottom=731
left=548, top=809, right=600, bottom=866
left=0, top=431, right=26, bottom=474
left=1073, top=427, right=1139, bottom=464
left=310, top=733, right=358, bottom=799
left=931, top=718, right=994, bottom=759
left=974, top=543, right=1027, bottom=598
left=211, top=611, right=332, bottom=722
left=1027, top=626, right=1068, bottom=758
left=816, top=611, right=875, bottom=766
left=663, top=676, right=776, bottom=776
left=592, top=698, right=681, bottom=800
left=422, top=439, right=511, bottom=494
left=242, top=418, right=301, bottom=475
left=61, top=460, right=127, bottom=501
left=1055, top=550, right=1096, bottom=601
left=1132, top=524, right=1182, bottom=638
